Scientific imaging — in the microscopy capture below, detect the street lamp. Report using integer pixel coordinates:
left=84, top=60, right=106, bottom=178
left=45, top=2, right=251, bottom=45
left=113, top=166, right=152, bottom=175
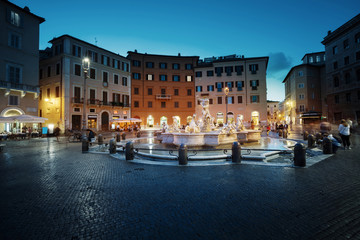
left=82, top=57, right=90, bottom=137
left=224, top=87, right=229, bottom=124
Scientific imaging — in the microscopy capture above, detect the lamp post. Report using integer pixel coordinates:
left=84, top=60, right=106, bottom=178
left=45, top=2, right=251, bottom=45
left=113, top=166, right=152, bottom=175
left=224, top=87, right=229, bottom=124
left=82, top=57, right=90, bottom=137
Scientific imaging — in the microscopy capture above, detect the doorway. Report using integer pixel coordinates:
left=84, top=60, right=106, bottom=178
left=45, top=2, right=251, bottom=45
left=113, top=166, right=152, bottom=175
left=101, top=112, right=109, bottom=131
left=72, top=115, right=81, bottom=130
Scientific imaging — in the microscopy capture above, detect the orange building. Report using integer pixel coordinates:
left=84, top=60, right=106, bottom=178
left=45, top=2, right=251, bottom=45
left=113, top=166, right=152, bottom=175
left=127, top=51, right=199, bottom=128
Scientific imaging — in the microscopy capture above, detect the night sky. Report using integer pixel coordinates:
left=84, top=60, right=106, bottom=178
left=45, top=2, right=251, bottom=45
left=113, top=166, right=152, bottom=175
left=12, top=0, right=360, bottom=101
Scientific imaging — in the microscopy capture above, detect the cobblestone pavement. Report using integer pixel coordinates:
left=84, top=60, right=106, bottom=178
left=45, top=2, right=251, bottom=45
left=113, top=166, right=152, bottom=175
left=0, top=132, right=360, bottom=240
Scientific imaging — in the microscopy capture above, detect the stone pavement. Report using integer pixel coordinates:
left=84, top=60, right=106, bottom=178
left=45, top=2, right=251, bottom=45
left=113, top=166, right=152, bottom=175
left=0, top=132, right=360, bottom=239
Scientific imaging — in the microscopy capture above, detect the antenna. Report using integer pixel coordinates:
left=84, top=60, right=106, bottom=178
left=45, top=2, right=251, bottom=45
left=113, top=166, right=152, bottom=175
left=95, top=37, right=98, bottom=46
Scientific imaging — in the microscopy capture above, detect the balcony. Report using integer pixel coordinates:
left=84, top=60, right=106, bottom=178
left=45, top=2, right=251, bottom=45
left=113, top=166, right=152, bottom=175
left=0, top=80, right=39, bottom=93
left=71, top=97, right=84, bottom=104
left=87, top=99, right=100, bottom=105
left=110, top=102, right=130, bottom=108
left=156, top=94, right=172, bottom=100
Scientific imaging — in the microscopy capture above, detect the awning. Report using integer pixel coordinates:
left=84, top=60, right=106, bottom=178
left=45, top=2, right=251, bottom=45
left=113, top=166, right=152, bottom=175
left=0, top=115, right=48, bottom=123
left=111, top=118, right=142, bottom=123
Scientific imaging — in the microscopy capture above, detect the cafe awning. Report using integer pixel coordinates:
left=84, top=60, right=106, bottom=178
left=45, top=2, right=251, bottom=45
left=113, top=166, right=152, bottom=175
left=0, top=115, right=48, bottom=123
left=111, top=118, right=142, bottom=123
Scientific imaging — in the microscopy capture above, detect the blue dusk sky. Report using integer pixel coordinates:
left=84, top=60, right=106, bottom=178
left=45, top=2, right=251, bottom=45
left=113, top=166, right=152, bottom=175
left=13, top=0, right=360, bottom=101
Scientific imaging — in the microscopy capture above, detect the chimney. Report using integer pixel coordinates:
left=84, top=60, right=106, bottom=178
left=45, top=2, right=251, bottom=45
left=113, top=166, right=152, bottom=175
left=327, top=30, right=332, bottom=35
left=178, top=53, right=181, bottom=56
left=134, top=49, right=138, bottom=53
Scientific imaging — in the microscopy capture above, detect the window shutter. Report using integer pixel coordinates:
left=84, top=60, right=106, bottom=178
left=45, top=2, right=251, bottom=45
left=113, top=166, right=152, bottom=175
left=242, top=81, right=244, bottom=87
left=256, top=80, right=259, bottom=86
left=232, top=97, right=234, bottom=104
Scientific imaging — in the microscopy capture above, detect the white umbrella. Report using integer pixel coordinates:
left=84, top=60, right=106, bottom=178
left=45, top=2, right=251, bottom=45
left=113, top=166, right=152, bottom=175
left=9, top=115, right=48, bottom=123
left=111, top=118, right=142, bottom=123
left=0, top=116, right=15, bottom=123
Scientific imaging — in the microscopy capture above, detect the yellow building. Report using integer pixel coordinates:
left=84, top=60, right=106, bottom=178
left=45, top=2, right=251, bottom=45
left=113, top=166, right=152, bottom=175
left=39, top=35, right=131, bottom=132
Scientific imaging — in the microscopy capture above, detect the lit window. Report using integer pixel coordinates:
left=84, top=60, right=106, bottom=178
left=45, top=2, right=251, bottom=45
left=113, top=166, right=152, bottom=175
left=186, top=76, right=192, bottom=82
left=10, top=11, right=21, bottom=26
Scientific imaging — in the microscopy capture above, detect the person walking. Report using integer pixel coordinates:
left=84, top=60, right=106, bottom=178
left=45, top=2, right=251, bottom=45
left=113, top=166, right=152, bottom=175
left=339, top=119, right=351, bottom=150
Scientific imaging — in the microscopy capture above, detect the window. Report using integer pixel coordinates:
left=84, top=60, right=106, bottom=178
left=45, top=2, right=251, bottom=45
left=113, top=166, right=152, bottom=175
left=249, top=64, right=259, bottom=74
left=187, top=89, right=192, bottom=96
left=334, top=95, right=339, bottom=104
left=356, top=32, right=360, bottom=44
left=47, top=66, right=51, bottom=77
left=298, top=83, right=304, bottom=88
left=333, top=61, right=338, bottom=70
left=298, top=71, right=303, bottom=77
left=134, top=101, right=139, bottom=108
left=133, top=60, right=141, bottom=67
left=225, top=66, right=233, bottom=76
left=146, top=74, right=154, bottom=81
left=173, top=63, right=180, bottom=70
left=185, top=64, right=192, bottom=70
left=209, top=99, right=213, bottom=104
left=9, top=95, right=18, bottom=105
left=250, top=80, right=259, bottom=90
left=161, top=102, right=166, bottom=108
left=72, top=45, right=81, bottom=57
left=235, top=65, right=243, bottom=75
left=334, top=77, right=339, bottom=87
left=102, top=55, right=110, bottom=66
left=195, top=71, right=202, bottom=77
left=238, top=96, right=243, bottom=103
left=134, top=88, right=139, bottom=95
left=159, top=63, right=167, bottom=69
left=103, top=71, right=108, bottom=83
left=236, top=81, right=244, bottom=91
left=7, top=64, right=22, bottom=84
left=299, top=94, right=305, bottom=100
left=343, top=39, right=349, bottom=49
left=227, top=96, right=234, bottom=104
left=345, top=72, right=351, bottom=84
left=8, top=32, right=21, bottom=49
left=10, top=11, right=21, bottom=26
left=172, top=75, right=180, bottom=82
left=114, top=74, right=119, bottom=84
left=55, top=86, right=60, bottom=98
left=207, top=70, right=214, bottom=76
left=333, top=46, right=338, bottom=55
left=161, top=89, right=166, bottom=95
left=316, top=56, right=321, bottom=62
left=215, top=67, right=223, bottom=76
left=122, top=62, right=129, bottom=72
left=148, top=88, right=153, bottom=95
left=174, top=89, right=179, bottom=96
left=174, top=102, right=179, bottom=108
left=196, top=86, right=203, bottom=92
left=56, top=63, right=61, bottom=75
left=90, top=68, right=96, bottom=79
left=216, top=82, right=223, bottom=92
left=39, top=89, right=42, bottom=100
left=309, top=57, right=313, bottom=63
left=54, top=44, right=63, bottom=55
left=299, top=105, right=305, bottom=112
left=250, top=95, right=259, bottom=103
left=218, top=97, right=222, bottom=104
left=113, top=59, right=120, bottom=69
left=160, top=75, right=167, bottom=81
left=133, top=73, right=141, bottom=80
left=187, top=102, right=192, bottom=108
left=74, top=64, right=81, bottom=76
left=146, top=62, right=154, bottom=68
left=226, top=81, right=233, bottom=91
left=312, top=92, right=315, bottom=99
left=87, top=50, right=98, bottom=63
left=207, top=85, right=214, bottom=92
left=122, top=77, right=128, bottom=86
left=186, top=76, right=192, bottom=82
left=344, top=56, right=350, bottom=65
left=148, top=101, right=153, bottom=108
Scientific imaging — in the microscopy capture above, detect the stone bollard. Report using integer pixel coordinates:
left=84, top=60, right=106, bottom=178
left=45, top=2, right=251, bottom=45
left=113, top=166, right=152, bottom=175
left=98, top=134, right=103, bottom=145
left=294, top=143, right=306, bottom=167
left=323, top=137, right=333, bottom=154
left=82, top=135, right=89, bottom=153
left=307, top=134, right=315, bottom=148
left=232, top=142, right=242, bottom=163
left=178, top=144, right=188, bottom=165
left=303, top=131, right=309, bottom=140
left=116, top=133, right=121, bottom=142
left=125, top=141, right=134, bottom=160
left=109, top=139, right=116, bottom=154
left=121, top=132, right=126, bottom=140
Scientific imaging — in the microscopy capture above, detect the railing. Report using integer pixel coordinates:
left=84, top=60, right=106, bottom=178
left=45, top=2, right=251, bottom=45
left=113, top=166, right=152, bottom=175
left=87, top=99, right=100, bottom=105
left=71, top=97, right=83, bottom=104
left=156, top=94, right=171, bottom=100
left=0, top=80, right=38, bottom=92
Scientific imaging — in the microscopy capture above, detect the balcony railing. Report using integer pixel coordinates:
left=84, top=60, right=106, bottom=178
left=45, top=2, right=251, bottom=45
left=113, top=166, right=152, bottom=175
left=87, top=99, right=100, bottom=105
left=0, top=80, right=38, bottom=92
left=110, top=102, right=130, bottom=108
left=156, top=94, right=172, bottom=100
left=71, top=97, right=84, bottom=104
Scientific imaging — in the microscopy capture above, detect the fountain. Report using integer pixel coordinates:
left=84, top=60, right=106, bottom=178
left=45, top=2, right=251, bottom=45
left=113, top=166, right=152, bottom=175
left=156, top=98, right=262, bottom=146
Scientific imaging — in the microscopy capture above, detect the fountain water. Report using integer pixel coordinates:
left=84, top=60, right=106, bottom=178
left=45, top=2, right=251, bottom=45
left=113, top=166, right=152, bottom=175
left=156, top=98, right=262, bottom=146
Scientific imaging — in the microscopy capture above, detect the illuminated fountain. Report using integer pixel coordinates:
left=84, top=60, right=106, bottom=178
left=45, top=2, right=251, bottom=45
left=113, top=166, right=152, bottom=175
left=156, top=98, right=262, bottom=147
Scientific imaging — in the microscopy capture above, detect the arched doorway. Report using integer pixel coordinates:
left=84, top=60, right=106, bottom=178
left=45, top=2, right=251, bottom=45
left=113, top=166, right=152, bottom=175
left=251, top=111, right=259, bottom=125
left=1, top=108, right=24, bottom=133
left=160, top=116, right=167, bottom=126
left=216, top=112, right=224, bottom=125
left=186, top=116, right=192, bottom=124
left=227, top=112, right=234, bottom=123
left=101, top=112, right=109, bottom=131
left=147, top=115, right=154, bottom=127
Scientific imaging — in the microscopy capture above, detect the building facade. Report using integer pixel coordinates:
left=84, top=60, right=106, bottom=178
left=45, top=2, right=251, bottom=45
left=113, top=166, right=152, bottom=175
left=127, top=51, right=199, bottom=128
left=39, top=35, right=131, bottom=132
left=322, top=14, right=360, bottom=124
left=283, top=52, right=325, bottom=124
left=267, top=100, right=280, bottom=123
left=194, top=55, right=268, bottom=126
left=0, top=1, right=44, bottom=132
